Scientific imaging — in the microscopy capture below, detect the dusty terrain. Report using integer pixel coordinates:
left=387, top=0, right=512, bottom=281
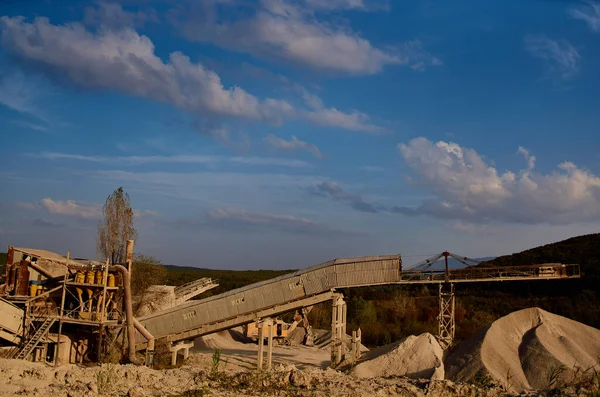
left=0, top=357, right=514, bottom=397
left=1, top=307, right=599, bottom=396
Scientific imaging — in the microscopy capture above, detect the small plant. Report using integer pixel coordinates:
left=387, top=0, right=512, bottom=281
left=503, top=368, right=514, bottom=392
left=471, top=370, right=495, bottom=390
left=547, top=363, right=567, bottom=390
left=98, top=343, right=123, bottom=364
left=210, top=349, right=222, bottom=378
left=96, top=363, right=116, bottom=394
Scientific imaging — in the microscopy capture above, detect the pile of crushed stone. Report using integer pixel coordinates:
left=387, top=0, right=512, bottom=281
left=353, top=333, right=444, bottom=380
left=0, top=357, right=522, bottom=397
left=193, top=328, right=252, bottom=351
left=445, top=307, right=600, bottom=393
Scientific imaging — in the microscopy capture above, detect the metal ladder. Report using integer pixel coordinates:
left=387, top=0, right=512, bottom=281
left=13, top=317, right=56, bottom=360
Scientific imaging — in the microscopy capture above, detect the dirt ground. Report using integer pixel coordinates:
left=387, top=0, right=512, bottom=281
left=2, top=309, right=599, bottom=396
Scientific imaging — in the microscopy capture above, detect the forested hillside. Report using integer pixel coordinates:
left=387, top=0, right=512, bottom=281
left=162, top=234, right=599, bottom=347
left=164, top=265, right=294, bottom=296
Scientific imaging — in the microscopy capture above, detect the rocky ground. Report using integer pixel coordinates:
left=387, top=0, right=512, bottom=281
left=1, top=357, right=598, bottom=397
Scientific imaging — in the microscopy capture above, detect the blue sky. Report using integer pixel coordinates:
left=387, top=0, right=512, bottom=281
left=1, top=0, right=599, bottom=269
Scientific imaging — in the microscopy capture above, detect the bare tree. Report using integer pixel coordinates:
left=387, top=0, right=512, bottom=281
left=97, top=187, right=138, bottom=265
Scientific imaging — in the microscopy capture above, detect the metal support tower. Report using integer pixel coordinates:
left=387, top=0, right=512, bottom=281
left=438, top=283, right=455, bottom=350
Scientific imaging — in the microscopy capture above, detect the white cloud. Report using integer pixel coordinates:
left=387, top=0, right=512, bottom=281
left=200, top=207, right=359, bottom=235
left=298, top=89, right=384, bottom=132
left=304, top=0, right=388, bottom=11
left=447, top=221, right=496, bottom=235
left=396, top=137, right=600, bottom=224
left=264, top=134, right=323, bottom=158
left=40, top=198, right=102, bottom=219
left=569, top=1, right=600, bottom=32
left=524, top=35, right=580, bottom=80
left=0, top=16, right=292, bottom=123
left=0, top=71, right=51, bottom=126
left=309, top=181, right=382, bottom=213
left=37, top=152, right=312, bottom=168
left=84, top=1, right=158, bottom=29
left=174, top=0, right=440, bottom=75
left=0, top=15, right=383, bottom=134
left=18, top=197, right=157, bottom=221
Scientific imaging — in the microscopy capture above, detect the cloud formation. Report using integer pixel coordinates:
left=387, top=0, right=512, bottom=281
left=174, top=207, right=358, bottom=236
left=309, top=181, right=381, bottom=213
left=396, top=137, right=600, bottom=224
left=40, top=198, right=102, bottom=219
left=524, top=35, right=580, bottom=80
left=174, top=0, right=440, bottom=75
left=304, top=0, right=388, bottom=11
left=0, top=16, right=292, bottom=123
left=264, top=134, right=323, bottom=158
left=84, top=1, right=158, bottom=29
left=38, top=152, right=311, bottom=168
left=301, top=91, right=384, bottom=133
left=569, top=1, right=600, bottom=32
left=0, top=15, right=383, bottom=134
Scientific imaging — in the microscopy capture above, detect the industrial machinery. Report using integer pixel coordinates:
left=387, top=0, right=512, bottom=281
left=0, top=245, right=582, bottom=369
left=0, top=245, right=145, bottom=364
left=244, top=318, right=291, bottom=346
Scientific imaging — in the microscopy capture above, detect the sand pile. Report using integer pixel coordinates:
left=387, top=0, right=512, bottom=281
left=445, top=307, right=600, bottom=392
left=193, top=329, right=251, bottom=351
left=135, top=285, right=177, bottom=316
left=353, top=333, right=444, bottom=380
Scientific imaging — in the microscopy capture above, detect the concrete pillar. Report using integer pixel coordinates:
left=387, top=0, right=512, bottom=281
left=331, top=298, right=338, bottom=365
left=257, top=318, right=274, bottom=370
left=257, top=320, right=264, bottom=370
left=266, top=319, right=274, bottom=370
left=169, top=340, right=194, bottom=367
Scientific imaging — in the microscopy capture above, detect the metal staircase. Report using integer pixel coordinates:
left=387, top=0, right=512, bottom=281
left=13, top=317, right=56, bottom=360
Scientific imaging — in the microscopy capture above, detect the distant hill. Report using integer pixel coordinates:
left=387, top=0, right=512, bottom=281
left=163, top=264, right=295, bottom=297
left=482, top=233, right=599, bottom=284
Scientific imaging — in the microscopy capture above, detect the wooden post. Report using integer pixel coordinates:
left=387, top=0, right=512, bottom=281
left=125, top=240, right=134, bottom=277
left=171, top=349, right=178, bottom=366
left=266, top=318, right=274, bottom=370
left=257, top=320, right=264, bottom=370
left=331, top=297, right=338, bottom=365
left=55, top=251, right=69, bottom=366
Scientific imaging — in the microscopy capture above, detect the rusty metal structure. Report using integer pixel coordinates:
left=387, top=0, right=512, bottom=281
left=0, top=243, right=156, bottom=364
left=0, top=244, right=582, bottom=369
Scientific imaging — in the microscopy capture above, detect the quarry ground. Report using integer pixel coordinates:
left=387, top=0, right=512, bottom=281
left=1, top=307, right=599, bottom=396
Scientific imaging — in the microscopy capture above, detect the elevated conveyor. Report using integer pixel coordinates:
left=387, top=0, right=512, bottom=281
left=135, top=255, right=580, bottom=350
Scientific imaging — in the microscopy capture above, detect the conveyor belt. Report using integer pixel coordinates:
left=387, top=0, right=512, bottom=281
left=135, top=256, right=580, bottom=349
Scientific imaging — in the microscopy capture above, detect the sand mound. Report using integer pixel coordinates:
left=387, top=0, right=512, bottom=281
left=353, top=333, right=444, bottom=380
left=135, top=285, right=177, bottom=316
left=193, top=329, right=250, bottom=350
left=446, top=307, right=600, bottom=392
